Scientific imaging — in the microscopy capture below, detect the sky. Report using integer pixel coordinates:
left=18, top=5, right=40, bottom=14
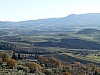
left=0, top=0, right=100, bottom=21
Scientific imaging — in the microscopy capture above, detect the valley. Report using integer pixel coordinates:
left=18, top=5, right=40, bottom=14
left=0, top=13, right=100, bottom=74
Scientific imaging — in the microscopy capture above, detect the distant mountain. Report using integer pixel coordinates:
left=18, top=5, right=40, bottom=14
left=1, top=13, right=100, bottom=32
left=77, top=28, right=100, bottom=34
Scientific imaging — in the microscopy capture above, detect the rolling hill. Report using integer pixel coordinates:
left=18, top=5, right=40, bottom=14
left=77, top=28, right=100, bottom=34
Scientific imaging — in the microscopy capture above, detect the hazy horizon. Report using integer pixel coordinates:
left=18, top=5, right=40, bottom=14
left=0, top=0, right=100, bottom=21
left=1, top=13, right=100, bottom=22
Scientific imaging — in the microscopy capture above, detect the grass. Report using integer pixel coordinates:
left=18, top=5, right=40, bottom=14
left=22, top=35, right=63, bottom=42
left=61, top=52, right=100, bottom=63
left=81, top=55, right=100, bottom=63
left=0, top=69, right=26, bottom=75
left=69, top=33, right=100, bottom=43
left=12, top=42, right=32, bottom=46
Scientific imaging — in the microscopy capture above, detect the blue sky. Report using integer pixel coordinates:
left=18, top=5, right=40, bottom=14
left=0, top=0, right=100, bottom=21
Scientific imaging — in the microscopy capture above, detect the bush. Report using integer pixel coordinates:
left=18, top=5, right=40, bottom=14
left=0, top=52, right=9, bottom=62
left=26, top=62, right=42, bottom=73
left=63, top=72, right=72, bottom=75
left=6, top=59, right=17, bottom=69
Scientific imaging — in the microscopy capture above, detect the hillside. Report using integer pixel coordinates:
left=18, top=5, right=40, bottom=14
left=77, top=28, right=100, bottom=34
left=1, top=13, right=100, bottom=34
left=34, top=39, right=100, bottom=50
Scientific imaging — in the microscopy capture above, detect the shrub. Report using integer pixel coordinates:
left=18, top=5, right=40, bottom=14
left=63, top=72, right=72, bottom=75
left=26, top=62, right=42, bottom=72
left=0, top=52, right=9, bottom=62
left=6, top=59, right=17, bottom=68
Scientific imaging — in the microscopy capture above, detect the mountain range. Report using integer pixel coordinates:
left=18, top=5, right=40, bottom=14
left=0, top=13, right=100, bottom=32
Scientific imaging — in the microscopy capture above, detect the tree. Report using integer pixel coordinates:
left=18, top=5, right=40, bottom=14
left=37, top=56, right=48, bottom=64
left=1, top=52, right=9, bottom=62
left=6, top=59, right=17, bottom=68
left=91, top=64, right=96, bottom=71
left=38, top=56, right=62, bottom=68
left=18, top=53, right=21, bottom=59
left=35, top=54, right=38, bottom=59
left=64, top=65, right=71, bottom=71
left=55, top=60, right=61, bottom=68
left=48, top=57, right=61, bottom=68
left=75, top=62, right=81, bottom=67
left=11, top=52, right=17, bottom=60
left=26, top=62, right=42, bottom=72
left=48, top=57, right=56, bottom=64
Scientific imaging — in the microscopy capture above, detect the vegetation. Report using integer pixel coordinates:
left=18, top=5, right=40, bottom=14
left=0, top=24, right=100, bottom=75
left=0, top=51, right=99, bottom=75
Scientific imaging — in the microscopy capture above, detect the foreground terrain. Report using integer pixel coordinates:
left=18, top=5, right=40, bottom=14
left=0, top=28, right=99, bottom=75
